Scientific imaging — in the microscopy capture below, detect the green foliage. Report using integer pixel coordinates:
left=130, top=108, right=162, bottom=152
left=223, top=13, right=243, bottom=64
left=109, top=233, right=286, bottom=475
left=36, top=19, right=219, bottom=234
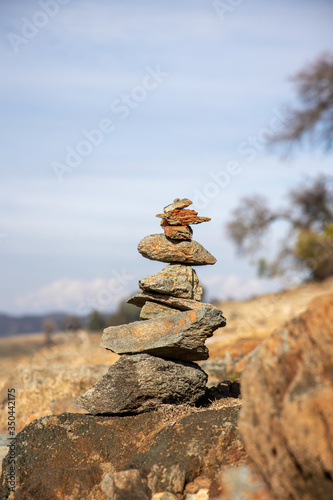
left=294, top=224, right=333, bottom=281
left=106, top=299, right=140, bottom=326
left=227, top=175, right=333, bottom=282
left=87, top=310, right=106, bottom=332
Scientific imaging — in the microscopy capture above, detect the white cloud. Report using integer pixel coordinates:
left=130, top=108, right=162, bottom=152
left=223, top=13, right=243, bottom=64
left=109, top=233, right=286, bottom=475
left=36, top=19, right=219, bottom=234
left=202, top=274, right=281, bottom=302
left=15, top=272, right=139, bottom=315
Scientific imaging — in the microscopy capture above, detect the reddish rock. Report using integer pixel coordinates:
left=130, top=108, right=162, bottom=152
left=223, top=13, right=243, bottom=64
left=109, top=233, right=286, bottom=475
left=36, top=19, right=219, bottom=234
left=137, top=234, right=216, bottom=265
left=161, top=222, right=193, bottom=241
left=139, top=264, right=203, bottom=301
left=239, top=293, right=333, bottom=500
left=156, top=209, right=211, bottom=226
left=101, top=306, right=226, bottom=361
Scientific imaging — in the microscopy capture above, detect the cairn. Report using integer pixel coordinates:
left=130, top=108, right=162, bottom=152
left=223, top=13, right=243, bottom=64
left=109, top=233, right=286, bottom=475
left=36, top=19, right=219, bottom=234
left=77, top=198, right=226, bottom=414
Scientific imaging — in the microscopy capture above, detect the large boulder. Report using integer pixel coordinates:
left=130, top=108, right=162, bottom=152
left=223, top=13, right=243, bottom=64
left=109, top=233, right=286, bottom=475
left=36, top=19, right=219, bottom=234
left=76, top=354, right=208, bottom=414
left=239, top=293, right=333, bottom=500
left=0, top=401, right=245, bottom=499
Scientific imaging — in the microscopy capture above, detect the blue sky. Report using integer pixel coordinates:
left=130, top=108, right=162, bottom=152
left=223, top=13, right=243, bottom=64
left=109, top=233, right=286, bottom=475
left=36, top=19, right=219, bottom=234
left=1, top=0, right=332, bottom=315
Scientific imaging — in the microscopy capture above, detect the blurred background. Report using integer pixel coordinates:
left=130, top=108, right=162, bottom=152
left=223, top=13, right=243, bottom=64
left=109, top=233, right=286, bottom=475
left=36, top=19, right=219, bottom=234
left=1, top=0, right=332, bottom=330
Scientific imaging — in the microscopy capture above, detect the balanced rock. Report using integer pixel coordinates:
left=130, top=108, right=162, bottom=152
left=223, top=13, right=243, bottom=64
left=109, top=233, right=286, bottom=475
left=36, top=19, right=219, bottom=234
left=138, top=234, right=216, bottom=265
left=156, top=209, right=211, bottom=226
left=101, top=306, right=226, bottom=361
left=239, top=293, right=333, bottom=500
left=127, top=291, right=214, bottom=311
left=163, top=197, right=193, bottom=213
left=139, top=264, right=203, bottom=301
left=161, top=221, right=193, bottom=240
left=140, top=301, right=178, bottom=320
left=77, top=354, right=208, bottom=414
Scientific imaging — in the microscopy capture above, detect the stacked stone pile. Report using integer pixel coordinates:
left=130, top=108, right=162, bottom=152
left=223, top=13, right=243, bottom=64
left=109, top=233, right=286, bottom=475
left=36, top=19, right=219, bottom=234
left=77, top=198, right=226, bottom=415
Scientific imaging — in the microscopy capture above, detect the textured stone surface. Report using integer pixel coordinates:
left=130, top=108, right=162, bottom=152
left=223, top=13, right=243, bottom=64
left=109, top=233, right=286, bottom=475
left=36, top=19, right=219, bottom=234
left=101, top=306, right=226, bottom=361
left=163, top=198, right=193, bottom=213
left=140, top=301, right=178, bottom=320
left=239, top=293, right=333, bottom=500
left=139, top=264, right=203, bottom=301
left=152, top=492, right=178, bottom=500
left=77, top=354, right=208, bottom=414
left=101, top=469, right=150, bottom=499
left=161, top=223, right=193, bottom=241
left=218, top=465, right=275, bottom=500
left=127, top=291, right=212, bottom=311
left=156, top=209, right=211, bottom=226
left=137, top=234, right=216, bottom=265
left=0, top=401, right=245, bottom=500
left=126, top=404, right=246, bottom=496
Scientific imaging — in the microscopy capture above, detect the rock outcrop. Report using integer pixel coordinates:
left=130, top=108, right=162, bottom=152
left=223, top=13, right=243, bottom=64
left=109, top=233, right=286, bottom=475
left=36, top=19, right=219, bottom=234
left=239, top=293, right=333, bottom=500
left=0, top=401, right=245, bottom=499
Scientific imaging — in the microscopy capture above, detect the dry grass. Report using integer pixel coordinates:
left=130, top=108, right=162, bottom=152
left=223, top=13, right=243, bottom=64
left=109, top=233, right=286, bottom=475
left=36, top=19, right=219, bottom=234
left=0, top=276, right=332, bottom=438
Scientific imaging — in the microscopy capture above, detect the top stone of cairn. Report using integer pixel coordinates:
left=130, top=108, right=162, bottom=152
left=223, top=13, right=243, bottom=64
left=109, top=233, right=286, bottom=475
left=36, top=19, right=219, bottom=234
left=156, top=198, right=211, bottom=228
left=163, top=198, right=193, bottom=213
left=137, top=198, right=216, bottom=265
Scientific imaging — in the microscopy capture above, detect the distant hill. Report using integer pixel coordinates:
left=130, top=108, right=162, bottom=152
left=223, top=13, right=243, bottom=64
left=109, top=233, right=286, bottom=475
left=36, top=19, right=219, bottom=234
left=0, top=312, right=71, bottom=337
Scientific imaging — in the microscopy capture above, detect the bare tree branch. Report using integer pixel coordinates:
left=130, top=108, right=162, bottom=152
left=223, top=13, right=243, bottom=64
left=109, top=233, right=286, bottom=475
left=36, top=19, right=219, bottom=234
left=270, top=52, right=333, bottom=153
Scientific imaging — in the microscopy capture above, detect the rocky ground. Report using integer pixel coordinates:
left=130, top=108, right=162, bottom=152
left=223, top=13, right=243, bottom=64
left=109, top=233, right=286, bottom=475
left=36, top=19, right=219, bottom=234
left=1, top=276, right=333, bottom=498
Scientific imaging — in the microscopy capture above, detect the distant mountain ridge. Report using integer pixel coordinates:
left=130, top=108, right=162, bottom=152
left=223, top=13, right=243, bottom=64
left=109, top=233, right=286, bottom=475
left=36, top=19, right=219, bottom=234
left=0, top=312, right=71, bottom=337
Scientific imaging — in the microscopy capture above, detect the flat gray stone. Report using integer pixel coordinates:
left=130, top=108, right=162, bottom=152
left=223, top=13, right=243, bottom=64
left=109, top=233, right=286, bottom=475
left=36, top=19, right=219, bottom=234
left=139, top=264, right=203, bottom=301
left=140, top=301, right=179, bottom=320
left=163, top=198, right=192, bottom=213
left=127, top=292, right=214, bottom=312
left=101, top=306, right=226, bottom=361
left=77, top=354, right=208, bottom=414
left=137, top=234, right=216, bottom=265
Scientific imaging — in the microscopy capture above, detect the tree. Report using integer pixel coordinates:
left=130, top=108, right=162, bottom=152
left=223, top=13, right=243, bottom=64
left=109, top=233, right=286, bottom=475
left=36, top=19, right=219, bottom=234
left=87, top=310, right=106, bottom=332
left=227, top=52, right=333, bottom=283
left=270, top=52, right=333, bottom=153
left=227, top=175, right=333, bottom=281
left=43, top=317, right=56, bottom=347
left=107, top=299, right=140, bottom=326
